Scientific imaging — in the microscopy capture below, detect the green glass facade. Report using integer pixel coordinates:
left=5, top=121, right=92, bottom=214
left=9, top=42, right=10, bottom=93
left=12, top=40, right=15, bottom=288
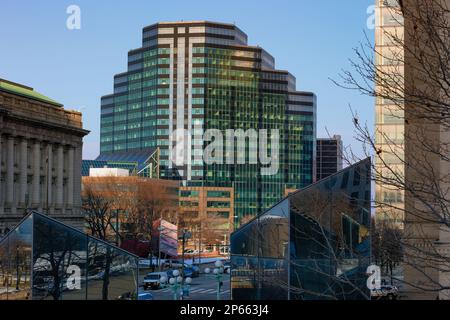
left=100, top=21, right=316, bottom=226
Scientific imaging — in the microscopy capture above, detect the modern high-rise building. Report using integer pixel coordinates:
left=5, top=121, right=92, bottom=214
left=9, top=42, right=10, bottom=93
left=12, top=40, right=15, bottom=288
left=375, top=0, right=405, bottom=228
left=316, top=135, right=343, bottom=181
left=100, top=21, right=316, bottom=225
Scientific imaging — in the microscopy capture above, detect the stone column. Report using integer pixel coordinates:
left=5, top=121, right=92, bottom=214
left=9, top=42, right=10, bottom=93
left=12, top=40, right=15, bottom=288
left=73, top=145, right=82, bottom=207
left=6, top=136, right=14, bottom=205
left=0, top=135, right=2, bottom=213
left=56, top=145, right=64, bottom=207
left=32, top=141, right=41, bottom=207
left=67, top=147, right=74, bottom=206
left=45, top=143, right=53, bottom=212
left=19, top=138, right=28, bottom=206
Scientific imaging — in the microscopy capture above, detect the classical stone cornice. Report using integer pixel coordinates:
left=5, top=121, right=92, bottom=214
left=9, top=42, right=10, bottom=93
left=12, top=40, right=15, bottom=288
left=0, top=105, right=90, bottom=137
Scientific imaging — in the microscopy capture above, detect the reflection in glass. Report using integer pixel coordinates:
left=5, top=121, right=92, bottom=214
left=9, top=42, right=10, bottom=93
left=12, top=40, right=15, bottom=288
left=86, top=240, right=138, bottom=300
left=231, top=158, right=371, bottom=300
left=0, top=212, right=139, bottom=300
left=231, top=199, right=289, bottom=300
left=32, top=213, right=87, bottom=300
left=0, top=216, right=32, bottom=300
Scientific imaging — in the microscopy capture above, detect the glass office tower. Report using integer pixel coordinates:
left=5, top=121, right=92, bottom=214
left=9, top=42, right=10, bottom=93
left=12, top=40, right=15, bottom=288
left=100, top=21, right=316, bottom=225
left=0, top=212, right=139, bottom=300
left=230, top=158, right=371, bottom=300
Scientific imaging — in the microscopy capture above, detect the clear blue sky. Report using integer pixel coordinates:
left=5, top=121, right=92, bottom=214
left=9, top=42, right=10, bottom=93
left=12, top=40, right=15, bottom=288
left=0, top=0, right=374, bottom=159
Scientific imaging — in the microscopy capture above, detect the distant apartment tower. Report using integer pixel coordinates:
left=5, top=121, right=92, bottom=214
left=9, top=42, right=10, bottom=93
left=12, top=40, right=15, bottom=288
left=375, top=0, right=405, bottom=228
left=0, top=79, right=89, bottom=235
left=316, top=135, right=343, bottom=181
left=100, top=21, right=317, bottom=225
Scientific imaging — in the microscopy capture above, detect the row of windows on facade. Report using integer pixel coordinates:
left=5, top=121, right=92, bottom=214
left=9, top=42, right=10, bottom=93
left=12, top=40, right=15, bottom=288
left=107, top=89, right=289, bottom=105
left=126, top=65, right=265, bottom=77
left=377, top=190, right=404, bottom=204
left=139, top=58, right=258, bottom=69
left=101, top=105, right=312, bottom=122
left=180, top=201, right=231, bottom=208
left=100, top=138, right=313, bottom=150
left=106, top=85, right=274, bottom=106
left=120, top=68, right=287, bottom=85
left=101, top=103, right=311, bottom=118
left=131, top=45, right=257, bottom=60
left=118, top=58, right=266, bottom=86
left=101, top=116, right=307, bottom=129
left=115, top=81, right=289, bottom=95
left=101, top=109, right=293, bottom=124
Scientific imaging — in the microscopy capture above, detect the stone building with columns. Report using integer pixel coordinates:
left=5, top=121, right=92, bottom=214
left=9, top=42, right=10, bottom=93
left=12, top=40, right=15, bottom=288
left=0, top=79, right=89, bottom=235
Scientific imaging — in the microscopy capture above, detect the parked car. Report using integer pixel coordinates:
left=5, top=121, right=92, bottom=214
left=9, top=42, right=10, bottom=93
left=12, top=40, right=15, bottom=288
left=143, top=272, right=167, bottom=290
left=371, top=285, right=399, bottom=300
left=166, top=264, right=196, bottom=278
left=223, top=262, right=231, bottom=273
left=166, top=269, right=181, bottom=278
left=182, top=268, right=194, bottom=278
left=183, top=266, right=200, bottom=278
left=118, top=291, right=154, bottom=300
left=191, top=265, right=200, bottom=277
left=138, top=292, right=154, bottom=300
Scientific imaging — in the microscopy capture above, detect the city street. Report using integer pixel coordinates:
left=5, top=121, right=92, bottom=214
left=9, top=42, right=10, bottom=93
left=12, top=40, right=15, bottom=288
left=139, top=268, right=231, bottom=301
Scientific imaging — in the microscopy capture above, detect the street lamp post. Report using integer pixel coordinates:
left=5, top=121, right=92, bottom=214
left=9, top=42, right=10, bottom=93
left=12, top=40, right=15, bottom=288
left=204, top=260, right=229, bottom=301
left=160, top=270, right=192, bottom=300
left=15, top=245, right=20, bottom=290
left=179, top=229, right=192, bottom=291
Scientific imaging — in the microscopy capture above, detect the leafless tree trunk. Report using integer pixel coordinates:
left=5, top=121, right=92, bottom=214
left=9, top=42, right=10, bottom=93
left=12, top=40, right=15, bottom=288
left=82, top=182, right=117, bottom=241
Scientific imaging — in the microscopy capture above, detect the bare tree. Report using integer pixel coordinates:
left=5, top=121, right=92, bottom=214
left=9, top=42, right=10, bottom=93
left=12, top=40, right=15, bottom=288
left=82, top=178, right=118, bottom=241
left=335, top=0, right=450, bottom=298
left=372, top=219, right=403, bottom=285
left=126, top=177, right=178, bottom=238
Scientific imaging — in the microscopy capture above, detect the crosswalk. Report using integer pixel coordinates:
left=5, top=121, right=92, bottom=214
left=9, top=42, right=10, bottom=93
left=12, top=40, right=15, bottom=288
left=156, top=287, right=230, bottom=295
